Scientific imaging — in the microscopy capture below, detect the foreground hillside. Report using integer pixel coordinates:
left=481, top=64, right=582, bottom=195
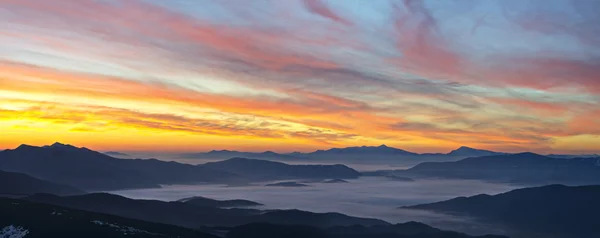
left=1, top=197, right=505, bottom=238
left=23, top=193, right=388, bottom=228
left=226, top=223, right=507, bottom=238
left=0, top=197, right=218, bottom=238
left=405, top=184, right=600, bottom=238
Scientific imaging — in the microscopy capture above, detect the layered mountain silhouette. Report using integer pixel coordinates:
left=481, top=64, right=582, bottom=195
left=23, top=193, right=387, bottom=228
left=405, top=184, right=600, bottom=238
left=1, top=197, right=218, bottom=238
left=200, top=157, right=360, bottom=180
left=0, top=170, right=83, bottom=196
left=307, top=145, right=419, bottom=156
left=388, top=152, right=600, bottom=185
left=446, top=146, right=504, bottom=157
left=0, top=143, right=360, bottom=191
left=182, top=150, right=296, bottom=160
left=181, top=145, right=510, bottom=166
left=3, top=196, right=505, bottom=238
left=0, top=143, right=236, bottom=190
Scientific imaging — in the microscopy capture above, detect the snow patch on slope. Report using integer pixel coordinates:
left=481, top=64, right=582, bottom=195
left=90, top=220, right=159, bottom=236
left=0, top=225, right=29, bottom=238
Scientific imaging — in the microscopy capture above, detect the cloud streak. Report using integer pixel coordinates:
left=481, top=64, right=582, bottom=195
left=0, top=0, right=599, bottom=153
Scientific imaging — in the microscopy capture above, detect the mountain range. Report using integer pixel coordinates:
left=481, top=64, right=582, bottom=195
left=404, top=184, right=600, bottom=238
left=201, top=157, right=360, bottom=180
left=0, top=143, right=360, bottom=191
left=181, top=145, right=501, bottom=163
left=383, top=152, right=600, bottom=185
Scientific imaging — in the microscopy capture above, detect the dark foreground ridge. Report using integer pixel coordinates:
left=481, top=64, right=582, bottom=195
left=405, top=184, right=600, bottom=238
left=0, top=197, right=218, bottom=238
left=226, top=223, right=508, bottom=238
left=1, top=197, right=506, bottom=238
left=23, top=193, right=388, bottom=228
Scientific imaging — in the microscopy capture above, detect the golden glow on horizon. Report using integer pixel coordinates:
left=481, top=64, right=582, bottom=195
left=0, top=62, right=598, bottom=153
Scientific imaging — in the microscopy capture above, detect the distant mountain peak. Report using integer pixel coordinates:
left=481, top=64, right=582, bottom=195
left=45, top=142, right=78, bottom=149
left=448, top=146, right=501, bottom=156
left=15, top=144, right=36, bottom=150
left=311, top=145, right=417, bottom=155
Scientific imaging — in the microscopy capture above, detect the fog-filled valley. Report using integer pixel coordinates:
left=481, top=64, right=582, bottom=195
left=113, top=177, right=519, bottom=235
left=3, top=143, right=600, bottom=238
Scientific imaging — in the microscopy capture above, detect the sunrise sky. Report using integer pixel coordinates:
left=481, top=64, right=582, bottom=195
left=1, top=0, right=599, bottom=153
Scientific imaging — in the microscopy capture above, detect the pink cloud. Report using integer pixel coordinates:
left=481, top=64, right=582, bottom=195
left=302, top=0, right=352, bottom=26
left=392, top=0, right=464, bottom=79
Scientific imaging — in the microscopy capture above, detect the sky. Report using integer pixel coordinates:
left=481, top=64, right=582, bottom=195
left=1, top=0, right=599, bottom=153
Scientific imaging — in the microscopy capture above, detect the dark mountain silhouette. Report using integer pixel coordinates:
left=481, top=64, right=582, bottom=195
left=0, top=170, right=83, bottom=196
left=307, top=145, right=418, bottom=156
left=23, top=193, right=388, bottom=228
left=265, top=182, right=310, bottom=187
left=1, top=197, right=218, bottom=238
left=182, top=145, right=507, bottom=166
left=178, top=196, right=262, bottom=208
left=392, top=152, right=600, bottom=185
left=226, top=223, right=508, bottom=238
left=405, top=184, right=600, bottom=238
left=3, top=196, right=504, bottom=238
left=446, top=146, right=503, bottom=157
left=103, top=151, right=130, bottom=157
left=199, top=157, right=360, bottom=180
left=0, top=143, right=239, bottom=190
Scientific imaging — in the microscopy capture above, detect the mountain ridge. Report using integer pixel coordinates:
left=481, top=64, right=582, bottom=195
left=404, top=184, right=600, bottom=238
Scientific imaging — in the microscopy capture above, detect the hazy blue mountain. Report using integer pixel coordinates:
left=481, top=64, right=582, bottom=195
left=446, top=146, right=504, bottom=157
left=306, top=145, right=419, bottom=156
left=199, top=157, right=361, bottom=180
left=391, top=152, right=600, bottom=185
left=24, top=193, right=388, bottom=228
left=405, top=184, right=600, bottom=238
left=0, top=143, right=238, bottom=191
left=181, top=145, right=506, bottom=166
left=227, top=223, right=508, bottom=238
left=181, top=150, right=294, bottom=160
left=0, top=170, right=84, bottom=196
left=1, top=197, right=218, bottom=238
left=178, top=196, right=263, bottom=208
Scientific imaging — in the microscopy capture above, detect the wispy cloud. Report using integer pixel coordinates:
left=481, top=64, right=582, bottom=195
left=0, top=0, right=599, bottom=153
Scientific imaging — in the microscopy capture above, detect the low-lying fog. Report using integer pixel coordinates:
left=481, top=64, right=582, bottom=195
left=113, top=177, right=519, bottom=236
